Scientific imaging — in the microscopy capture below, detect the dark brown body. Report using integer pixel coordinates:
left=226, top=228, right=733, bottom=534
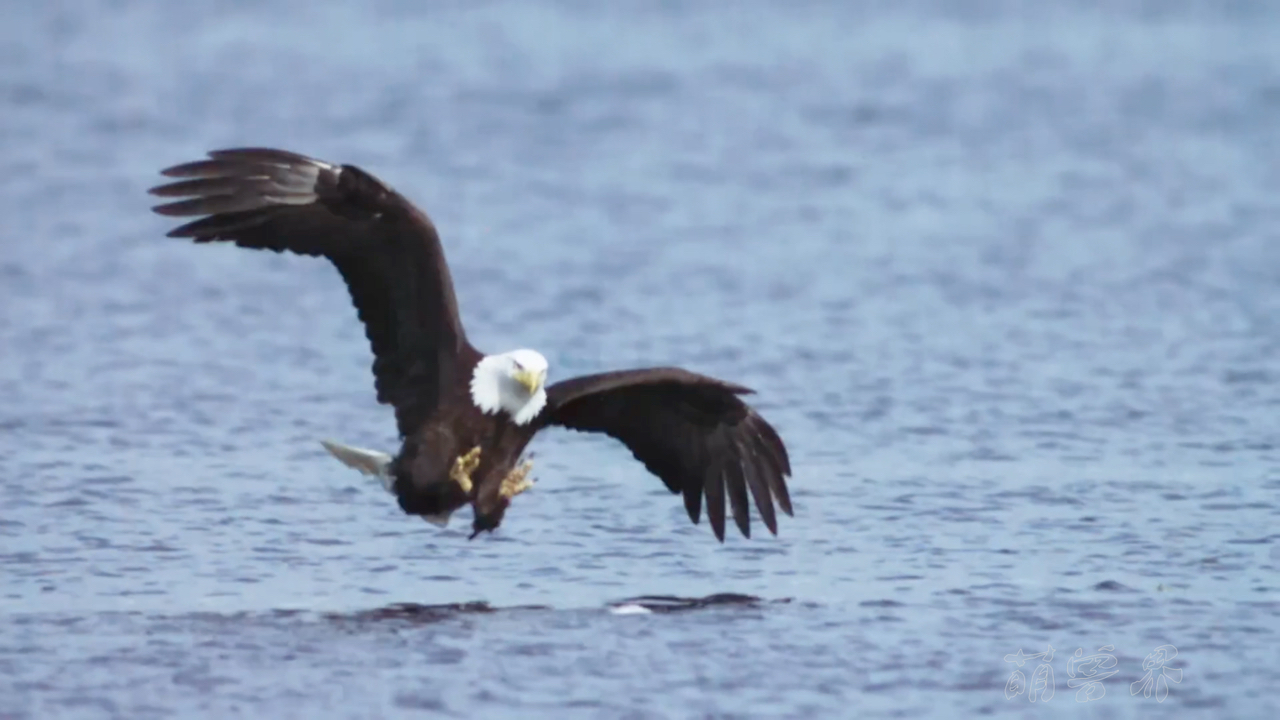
left=387, top=353, right=538, bottom=533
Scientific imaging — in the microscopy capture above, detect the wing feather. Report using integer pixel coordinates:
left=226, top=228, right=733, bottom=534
left=739, top=449, right=775, bottom=537
left=723, top=455, right=750, bottom=538
left=539, top=367, right=793, bottom=541
left=705, top=464, right=727, bottom=542
left=750, top=415, right=793, bottom=515
left=149, top=147, right=479, bottom=435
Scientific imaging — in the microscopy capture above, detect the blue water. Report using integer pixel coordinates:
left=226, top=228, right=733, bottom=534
left=3, top=1, right=1279, bottom=718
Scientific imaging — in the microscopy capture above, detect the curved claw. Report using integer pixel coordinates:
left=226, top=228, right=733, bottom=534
left=450, top=446, right=482, bottom=494
left=499, top=460, right=535, bottom=500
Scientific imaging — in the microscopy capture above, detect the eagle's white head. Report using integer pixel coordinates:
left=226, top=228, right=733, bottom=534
left=470, top=349, right=549, bottom=425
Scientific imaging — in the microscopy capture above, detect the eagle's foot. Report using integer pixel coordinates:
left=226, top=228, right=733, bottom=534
left=499, top=460, right=535, bottom=500
left=450, top=446, right=481, bottom=494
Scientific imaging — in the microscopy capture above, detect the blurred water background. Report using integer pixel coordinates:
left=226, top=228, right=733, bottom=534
left=2, top=1, right=1278, bottom=718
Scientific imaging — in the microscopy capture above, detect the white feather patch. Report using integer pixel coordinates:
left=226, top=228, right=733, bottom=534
left=422, top=513, right=452, bottom=528
left=469, top=355, right=508, bottom=416
left=470, top=350, right=550, bottom=425
left=512, top=389, right=547, bottom=425
left=319, top=439, right=395, bottom=494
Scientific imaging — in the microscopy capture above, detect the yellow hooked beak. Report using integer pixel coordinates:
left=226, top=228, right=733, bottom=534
left=512, top=367, right=545, bottom=395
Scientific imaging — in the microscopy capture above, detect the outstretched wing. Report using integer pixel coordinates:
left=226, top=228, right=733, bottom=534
left=149, top=147, right=480, bottom=436
left=539, top=368, right=793, bottom=541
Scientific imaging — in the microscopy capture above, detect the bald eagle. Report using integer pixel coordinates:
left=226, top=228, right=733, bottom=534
left=148, top=148, right=793, bottom=542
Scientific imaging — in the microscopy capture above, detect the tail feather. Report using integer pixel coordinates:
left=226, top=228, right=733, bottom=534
left=421, top=512, right=452, bottom=528
left=319, top=440, right=454, bottom=528
left=320, top=439, right=395, bottom=493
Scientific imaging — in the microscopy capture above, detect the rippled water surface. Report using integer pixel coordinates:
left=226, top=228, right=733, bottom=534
left=3, top=1, right=1279, bottom=718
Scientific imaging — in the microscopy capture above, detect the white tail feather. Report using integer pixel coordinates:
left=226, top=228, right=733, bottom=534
left=320, top=439, right=395, bottom=494
left=421, top=513, right=451, bottom=528
left=319, top=440, right=454, bottom=528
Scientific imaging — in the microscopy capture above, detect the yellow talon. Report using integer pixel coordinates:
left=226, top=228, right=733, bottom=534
left=499, top=459, right=535, bottom=500
left=450, top=446, right=481, bottom=494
